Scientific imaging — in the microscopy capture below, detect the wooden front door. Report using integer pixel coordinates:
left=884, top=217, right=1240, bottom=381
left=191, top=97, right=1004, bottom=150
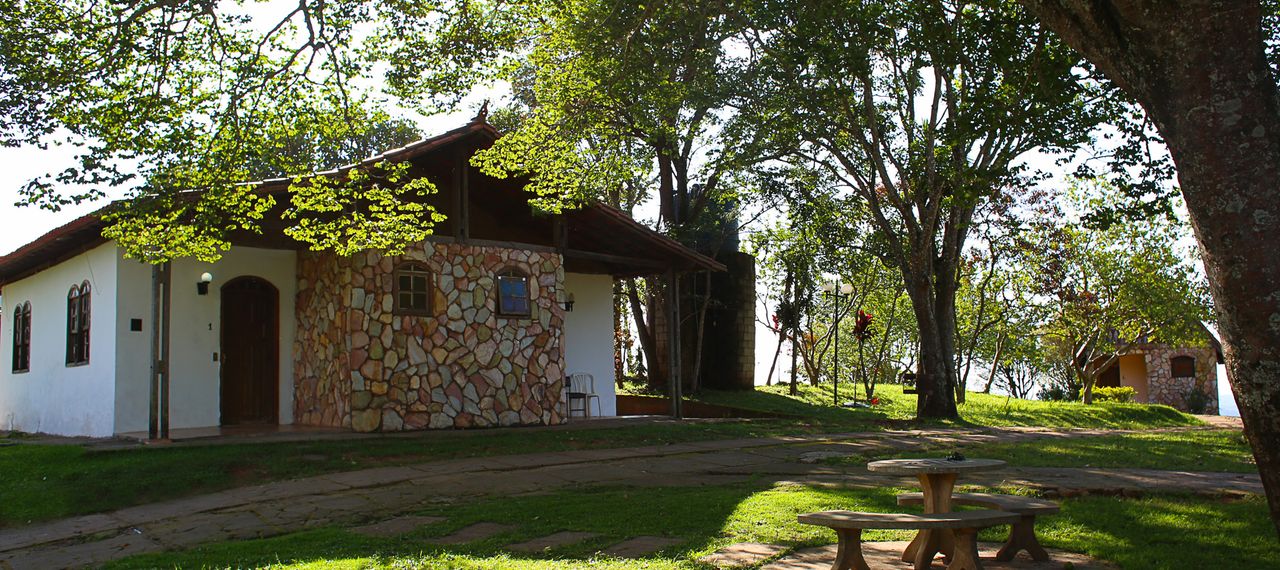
left=220, top=277, right=279, bottom=425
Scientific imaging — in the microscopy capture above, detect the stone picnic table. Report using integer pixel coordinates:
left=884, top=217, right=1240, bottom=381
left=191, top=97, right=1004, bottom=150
left=866, top=458, right=1006, bottom=567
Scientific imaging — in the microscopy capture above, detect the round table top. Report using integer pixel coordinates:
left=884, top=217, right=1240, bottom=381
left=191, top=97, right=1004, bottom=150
left=866, top=458, right=1006, bottom=475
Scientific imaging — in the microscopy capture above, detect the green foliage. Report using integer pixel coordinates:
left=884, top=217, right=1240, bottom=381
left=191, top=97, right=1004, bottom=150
left=1018, top=181, right=1214, bottom=399
left=1092, top=386, right=1137, bottom=403
left=0, top=1, right=436, bottom=260
left=284, top=161, right=445, bottom=256
left=1183, top=386, right=1214, bottom=415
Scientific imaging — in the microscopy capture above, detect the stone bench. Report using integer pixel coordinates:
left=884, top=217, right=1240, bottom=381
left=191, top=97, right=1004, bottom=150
left=897, top=492, right=1060, bottom=562
left=797, top=509, right=1019, bottom=570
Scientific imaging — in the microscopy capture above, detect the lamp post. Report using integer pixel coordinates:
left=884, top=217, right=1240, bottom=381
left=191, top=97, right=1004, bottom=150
left=821, top=280, right=854, bottom=406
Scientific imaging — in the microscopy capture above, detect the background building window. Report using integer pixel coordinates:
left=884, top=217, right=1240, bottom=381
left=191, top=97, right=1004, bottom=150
left=1170, top=355, right=1196, bottom=378
left=497, top=269, right=531, bottom=317
left=66, top=282, right=91, bottom=365
left=12, top=302, right=31, bottom=373
left=394, top=263, right=432, bottom=315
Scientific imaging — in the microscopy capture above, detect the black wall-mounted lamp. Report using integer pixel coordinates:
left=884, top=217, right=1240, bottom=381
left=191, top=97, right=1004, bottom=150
left=561, top=292, right=576, bottom=312
left=197, top=272, right=213, bottom=295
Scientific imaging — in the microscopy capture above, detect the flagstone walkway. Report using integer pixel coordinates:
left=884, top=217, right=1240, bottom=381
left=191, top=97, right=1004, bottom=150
left=0, top=424, right=1257, bottom=569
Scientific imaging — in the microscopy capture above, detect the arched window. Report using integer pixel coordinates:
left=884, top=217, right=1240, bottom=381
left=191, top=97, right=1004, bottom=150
left=394, top=262, right=433, bottom=315
left=66, top=281, right=91, bottom=365
left=12, top=301, right=31, bottom=373
left=496, top=268, right=531, bottom=317
left=1170, top=355, right=1196, bottom=378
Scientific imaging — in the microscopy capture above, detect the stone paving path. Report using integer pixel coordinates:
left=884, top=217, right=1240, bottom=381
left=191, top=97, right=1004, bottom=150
left=700, top=542, right=790, bottom=567
left=425, top=522, right=515, bottom=545
left=350, top=515, right=446, bottom=537
left=0, top=424, right=1254, bottom=569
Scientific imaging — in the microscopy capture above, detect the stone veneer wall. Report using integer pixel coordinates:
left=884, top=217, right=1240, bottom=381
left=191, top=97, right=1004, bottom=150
left=294, top=242, right=567, bottom=432
left=1142, top=345, right=1219, bottom=414
left=295, top=252, right=353, bottom=427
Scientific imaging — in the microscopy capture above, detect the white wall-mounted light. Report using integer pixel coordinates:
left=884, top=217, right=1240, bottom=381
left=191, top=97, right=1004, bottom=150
left=197, top=272, right=213, bottom=295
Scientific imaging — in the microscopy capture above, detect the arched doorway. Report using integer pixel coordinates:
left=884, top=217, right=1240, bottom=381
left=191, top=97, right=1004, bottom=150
left=220, top=276, right=280, bottom=425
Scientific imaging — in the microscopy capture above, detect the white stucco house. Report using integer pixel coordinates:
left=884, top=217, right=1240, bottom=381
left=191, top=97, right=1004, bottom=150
left=0, top=118, right=721, bottom=438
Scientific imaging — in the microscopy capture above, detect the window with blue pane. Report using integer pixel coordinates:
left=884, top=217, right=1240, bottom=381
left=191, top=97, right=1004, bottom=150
left=496, top=269, right=531, bottom=317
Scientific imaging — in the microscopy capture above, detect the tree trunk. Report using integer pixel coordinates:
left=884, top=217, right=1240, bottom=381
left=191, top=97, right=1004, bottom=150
left=765, top=332, right=784, bottom=386
left=689, top=271, right=713, bottom=393
left=789, top=334, right=799, bottom=396
left=905, top=271, right=961, bottom=419
left=982, top=331, right=1006, bottom=394
left=613, top=280, right=627, bottom=389
left=1079, top=368, right=1097, bottom=405
left=626, top=279, right=665, bottom=387
left=1025, top=0, right=1280, bottom=535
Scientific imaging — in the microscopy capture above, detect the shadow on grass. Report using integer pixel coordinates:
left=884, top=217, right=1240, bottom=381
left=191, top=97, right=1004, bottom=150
left=100, top=483, right=913, bottom=570
left=100, top=480, right=1279, bottom=570
left=1043, top=494, right=1279, bottom=570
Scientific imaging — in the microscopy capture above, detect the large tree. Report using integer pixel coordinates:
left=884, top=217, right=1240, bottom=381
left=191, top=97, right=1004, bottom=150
left=1021, top=0, right=1280, bottom=537
left=735, top=0, right=1102, bottom=417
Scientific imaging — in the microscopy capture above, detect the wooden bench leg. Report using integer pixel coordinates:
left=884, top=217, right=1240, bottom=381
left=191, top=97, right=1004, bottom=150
left=911, top=529, right=948, bottom=570
left=995, top=514, right=1049, bottom=562
left=831, top=528, right=870, bottom=570
left=945, top=528, right=984, bottom=570
left=904, top=473, right=957, bottom=564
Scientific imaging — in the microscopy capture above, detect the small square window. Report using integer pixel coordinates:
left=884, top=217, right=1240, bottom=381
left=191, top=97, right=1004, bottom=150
left=393, top=263, right=433, bottom=315
left=1171, top=355, right=1196, bottom=378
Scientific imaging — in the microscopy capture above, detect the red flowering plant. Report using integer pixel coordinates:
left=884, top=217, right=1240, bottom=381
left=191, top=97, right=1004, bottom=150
left=852, top=310, right=876, bottom=402
left=852, top=310, right=875, bottom=341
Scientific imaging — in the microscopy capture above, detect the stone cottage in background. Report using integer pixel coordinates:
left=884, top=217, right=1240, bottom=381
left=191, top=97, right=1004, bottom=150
left=1096, top=325, right=1223, bottom=414
left=0, top=117, right=724, bottom=438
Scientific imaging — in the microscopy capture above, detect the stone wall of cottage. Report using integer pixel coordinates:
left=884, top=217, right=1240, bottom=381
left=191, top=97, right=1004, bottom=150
left=294, top=242, right=567, bottom=432
left=1143, top=345, right=1219, bottom=414
left=295, top=252, right=353, bottom=427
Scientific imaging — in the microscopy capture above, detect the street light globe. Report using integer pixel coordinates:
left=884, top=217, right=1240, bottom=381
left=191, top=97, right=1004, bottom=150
left=839, top=282, right=854, bottom=295
left=821, top=281, right=835, bottom=293
left=200, top=272, right=213, bottom=284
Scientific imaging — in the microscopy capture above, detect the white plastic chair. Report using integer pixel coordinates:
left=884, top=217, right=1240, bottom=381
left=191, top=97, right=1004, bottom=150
left=566, top=373, right=601, bottom=418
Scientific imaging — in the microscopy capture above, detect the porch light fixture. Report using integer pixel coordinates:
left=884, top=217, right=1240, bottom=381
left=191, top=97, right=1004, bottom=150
left=197, top=272, right=213, bottom=295
left=561, top=292, right=576, bottom=312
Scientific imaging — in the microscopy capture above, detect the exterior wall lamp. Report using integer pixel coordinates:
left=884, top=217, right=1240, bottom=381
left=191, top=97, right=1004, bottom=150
left=561, top=292, right=576, bottom=312
left=197, top=272, right=213, bottom=295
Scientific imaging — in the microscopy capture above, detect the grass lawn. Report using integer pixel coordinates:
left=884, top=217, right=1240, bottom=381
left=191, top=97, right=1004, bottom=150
left=822, top=429, right=1258, bottom=473
left=0, top=419, right=840, bottom=528
left=0, top=384, right=1203, bottom=528
left=696, top=383, right=1201, bottom=429
left=103, top=482, right=1279, bottom=570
